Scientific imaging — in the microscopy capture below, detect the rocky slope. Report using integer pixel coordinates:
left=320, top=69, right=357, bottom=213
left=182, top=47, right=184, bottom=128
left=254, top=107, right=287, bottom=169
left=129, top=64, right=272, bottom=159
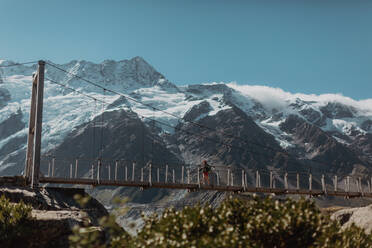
left=0, top=185, right=108, bottom=247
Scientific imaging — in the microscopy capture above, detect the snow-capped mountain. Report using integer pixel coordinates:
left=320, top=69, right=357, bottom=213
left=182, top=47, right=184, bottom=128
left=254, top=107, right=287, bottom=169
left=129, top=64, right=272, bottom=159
left=1, top=56, right=371, bottom=180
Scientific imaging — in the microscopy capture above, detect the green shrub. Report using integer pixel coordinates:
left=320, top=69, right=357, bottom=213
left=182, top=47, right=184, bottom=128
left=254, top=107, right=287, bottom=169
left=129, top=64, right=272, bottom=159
left=70, top=196, right=372, bottom=248
left=0, top=194, right=34, bottom=246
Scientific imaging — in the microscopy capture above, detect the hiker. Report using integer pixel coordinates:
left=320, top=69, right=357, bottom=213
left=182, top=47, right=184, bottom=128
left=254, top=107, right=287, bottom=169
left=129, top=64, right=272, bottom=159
left=199, top=160, right=214, bottom=185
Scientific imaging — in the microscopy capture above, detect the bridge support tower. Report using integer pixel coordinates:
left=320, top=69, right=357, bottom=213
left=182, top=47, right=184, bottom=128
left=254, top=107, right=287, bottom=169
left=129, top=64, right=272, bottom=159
left=24, top=60, right=45, bottom=188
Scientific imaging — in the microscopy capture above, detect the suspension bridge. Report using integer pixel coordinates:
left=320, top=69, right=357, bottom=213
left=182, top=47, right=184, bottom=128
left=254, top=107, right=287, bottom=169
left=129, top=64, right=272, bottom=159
left=2, top=60, right=372, bottom=199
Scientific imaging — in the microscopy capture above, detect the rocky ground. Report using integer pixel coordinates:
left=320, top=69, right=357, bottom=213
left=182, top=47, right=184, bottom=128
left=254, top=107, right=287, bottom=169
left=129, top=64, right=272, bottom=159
left=0, top=185, right=108, bottom=248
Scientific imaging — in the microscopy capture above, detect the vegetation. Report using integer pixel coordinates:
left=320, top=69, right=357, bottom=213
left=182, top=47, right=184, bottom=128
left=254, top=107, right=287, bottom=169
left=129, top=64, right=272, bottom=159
left=69, top=195, right=372, bottom=248
left=0, top=194, right=34, bottom=246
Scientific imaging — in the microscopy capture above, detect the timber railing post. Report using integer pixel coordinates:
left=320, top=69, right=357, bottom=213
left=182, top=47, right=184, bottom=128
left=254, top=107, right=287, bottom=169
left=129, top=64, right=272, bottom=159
left=172, top=169, right=175, bottom=184
left=334, top=175, right=338, bottom=192
left=97, top=159, right=101, bottom=183
left=181, top=166, right=184, bottom=184
left=70, top=163, right=73, bottom=178
left=321, top=174, right=326, bottom=194
left=125, top=165, right=128, bottom=181
left=52, top=157, right=55, bottom=177
left=91, top=164, right=94, bottom=179
left=296, top=173, right=300, bottom=190
left=115, top=160, right=118, bottom=181
left=227, top=168, right=230, bottom=186
left=75, top=159, right=78, bottom=178
left=149, top=163, right=152, bottom=186
left=132, top=161, right=136, bottom=181
left=216, top=170, right=220, bottom=186
left=157, top=168, right=159, bottom=182
left=309, top=173, right=312, bottom=191
left=197, top=168, right=200, bottom=188
left=284, top=172, right=288, bottom=190
left=270, top=171, right=273, bottom=189
left=47, top=161, right=51, bottom=177
left=187, top=168, right=190, bottom=184
left=165, top=164, right=168, bottom=183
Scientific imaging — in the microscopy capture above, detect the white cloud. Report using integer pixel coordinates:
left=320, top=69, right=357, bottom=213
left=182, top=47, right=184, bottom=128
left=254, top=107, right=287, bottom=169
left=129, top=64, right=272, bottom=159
left=226, top=82, right=372, bottom=116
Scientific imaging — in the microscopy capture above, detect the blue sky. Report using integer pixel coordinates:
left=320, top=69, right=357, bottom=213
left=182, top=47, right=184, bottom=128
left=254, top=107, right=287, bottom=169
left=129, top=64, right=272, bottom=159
left=1, top=0, right=371, bottom=100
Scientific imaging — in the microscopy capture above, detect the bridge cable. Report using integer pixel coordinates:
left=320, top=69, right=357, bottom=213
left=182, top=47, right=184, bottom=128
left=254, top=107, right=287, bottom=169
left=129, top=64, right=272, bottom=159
left=44, top=77, right=368, bottom=176
left=45, top=62, right=287, bottom=155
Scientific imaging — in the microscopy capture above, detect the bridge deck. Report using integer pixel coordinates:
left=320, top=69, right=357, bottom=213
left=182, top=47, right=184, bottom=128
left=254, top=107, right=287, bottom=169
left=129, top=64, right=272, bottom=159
left=39, top=177, right=372, bottom=198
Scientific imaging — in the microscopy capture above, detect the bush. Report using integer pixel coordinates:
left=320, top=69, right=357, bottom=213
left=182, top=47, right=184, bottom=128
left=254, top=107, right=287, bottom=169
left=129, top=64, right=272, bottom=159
left=0, top=194, right=34, bottom=246
left=71, top=196, right=372, bottom=247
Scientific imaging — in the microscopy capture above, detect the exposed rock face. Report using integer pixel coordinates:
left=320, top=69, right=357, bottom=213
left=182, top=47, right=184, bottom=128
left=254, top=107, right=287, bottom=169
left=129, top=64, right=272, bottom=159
left=175, top=107, right=286, bottom=170
left=332, top=204, right=372, bottom=233
left=280, top=115, right=364, bottom=173
left=0, top=186, right=108, bottom=248
left=183, top=101, right=212, bottom=122
left=0, top=87, right=10, bottom=108
left=320, top=102, right=355, bottom=119
left=0, top=109, right=24, bottom=140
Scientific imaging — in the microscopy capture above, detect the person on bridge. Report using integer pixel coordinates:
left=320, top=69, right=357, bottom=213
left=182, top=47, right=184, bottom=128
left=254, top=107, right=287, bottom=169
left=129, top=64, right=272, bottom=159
left=199, top=160, right=214, bottom=185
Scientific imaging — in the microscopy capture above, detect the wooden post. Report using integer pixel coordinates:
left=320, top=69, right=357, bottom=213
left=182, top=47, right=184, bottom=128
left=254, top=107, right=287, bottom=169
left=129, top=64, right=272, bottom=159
left=216, top=171, right=220, bottom=186
left=187, top=168, right=190, bottom=184
left=52, top=157, right=55, bottom=177
left=25, top=73, right=38, bottom=181
left=157, top=168, right=160, bottom=182
left=141, top=168, right=144, bottom=182
left=115, top=160, right=118, bottom=181
left=227, top=169, right=230, bottom=186
left=309, top=173, right=312, bottom=191
left=132, top=162, right=136, bottom=181
left=334, top=175, right=338, bottom=192
left=359, top=177, right=362, bottom=194
left=197, top=168, right=200, bottom=187
left=149, top=163, right=152, bottom=186
left=245, top=172, right=248, bottom=189
left=270, top=171, right=273, bottom=189
left=181, top=166, right=184, bottom=184
left=97, top=159, right=101, bottom=183
left=284, top=172, right=288, bottom=190
left=296, top=173, right=300, bottom=190
left=47, top=161, right=51, bottom=177
left=75, top=159, right=78, bottom=178
left=347, top=176, right=350, bottom=192
left=30, top=61, right=45, bottom=188
left=172, top=169, right=175, bottom=183
left=273, top=177, right=276, bottom=189
left=256, top=170, right=259, bottom=188
left=242, top=170, right=245, bottom=188
left=321, top=174, right=326, bottom=194
left=91, top=164, right=94, bottom=179
left=125, top=165, right=128, bottom=181
left=108, top=164, right=111, bottom=180
left=165, top=164, right=168, bottom=183
left=231, top=172, right=234, bottom=187
left=344, top=178, right=347, bottom=192
left=70, top=164, right=73, bottom=178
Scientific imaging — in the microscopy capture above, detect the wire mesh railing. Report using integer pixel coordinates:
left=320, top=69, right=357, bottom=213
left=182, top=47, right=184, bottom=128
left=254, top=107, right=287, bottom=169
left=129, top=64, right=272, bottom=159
left=39, top=156, right=372, bottom=195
